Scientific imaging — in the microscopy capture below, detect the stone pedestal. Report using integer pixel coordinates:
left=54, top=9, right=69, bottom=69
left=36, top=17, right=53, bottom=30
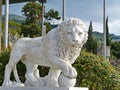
left=0, top=87, right=88, bottom=90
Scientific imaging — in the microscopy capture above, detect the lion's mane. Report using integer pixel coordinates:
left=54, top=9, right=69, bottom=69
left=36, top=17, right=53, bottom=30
left=46, top=18, right=88, bottom=63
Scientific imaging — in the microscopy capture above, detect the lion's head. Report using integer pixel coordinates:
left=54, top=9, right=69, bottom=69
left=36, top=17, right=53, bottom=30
left=57, top=18, right=88, bottom=48
left=48, top=18, right=88, bottom=60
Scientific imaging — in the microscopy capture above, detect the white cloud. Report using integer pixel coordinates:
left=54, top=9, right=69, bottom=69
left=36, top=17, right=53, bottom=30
left=109, top=19, right=120, bottom=35
left=93, top=22, right=103, bottom=33
left=107, top=5, right=120, bottom=20
left=85, top=21, right=103, bottom=33
left=85, top=20, right=120, bottom=36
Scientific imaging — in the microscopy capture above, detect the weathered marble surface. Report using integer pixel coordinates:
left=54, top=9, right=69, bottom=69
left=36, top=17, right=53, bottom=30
left=2, top=18, right=88, bottom=87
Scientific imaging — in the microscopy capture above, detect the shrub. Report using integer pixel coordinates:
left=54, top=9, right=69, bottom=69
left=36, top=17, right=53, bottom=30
left=74, top=50, right=120, bottom=90
left=0, top=49, right=10, bottom=85
left=0, top=49, right=120, bottom=90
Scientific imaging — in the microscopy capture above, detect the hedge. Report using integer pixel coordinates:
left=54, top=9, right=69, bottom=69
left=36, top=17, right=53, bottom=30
left=0, top=49, right=120, bottom=90
left=74, top=50, right=120, bottom=90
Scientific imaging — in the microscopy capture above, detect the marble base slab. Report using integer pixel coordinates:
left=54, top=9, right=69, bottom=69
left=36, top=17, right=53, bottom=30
left=0, top=86, right=88, bottom=90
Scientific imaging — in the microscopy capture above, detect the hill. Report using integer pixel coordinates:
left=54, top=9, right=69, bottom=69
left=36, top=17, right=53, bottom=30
left=2, top=14, right=26, bottom=23
left=93, top=31, right=120, bottom=41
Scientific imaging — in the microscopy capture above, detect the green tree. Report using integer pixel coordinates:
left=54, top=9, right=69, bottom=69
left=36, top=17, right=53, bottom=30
left=85, top=21, right=97, bottom=54
left=39, top=0, right=47, bottom=3
left=111, top=42, right=120, bottom=59
left=44, top=9, right=61, bottom=33
left=106, top=16, right=111, bottom=46
left=21, top=1, right=42, bottom=37
left=22, top=1, right=42, bottom=23
left=9, top=21, right=21, bottom=36
left=44, top=9, right=61, bottom=23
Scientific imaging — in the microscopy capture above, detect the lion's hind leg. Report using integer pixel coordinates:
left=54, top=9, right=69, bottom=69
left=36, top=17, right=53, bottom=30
left=2, top=62, right=14, bottom=86
left=2, top=52, right=24, bottom=86
left=13, top=65, right=22, bottom=83
left=23, top=61, right=40, bottom=86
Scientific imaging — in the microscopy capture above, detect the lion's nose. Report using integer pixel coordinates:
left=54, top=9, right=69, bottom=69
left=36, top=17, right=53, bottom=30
left=72, top=40, right=78, bottom=43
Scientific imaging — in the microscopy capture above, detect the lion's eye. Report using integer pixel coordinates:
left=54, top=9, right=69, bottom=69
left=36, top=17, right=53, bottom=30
left=67, top=32, right=72, bottom=35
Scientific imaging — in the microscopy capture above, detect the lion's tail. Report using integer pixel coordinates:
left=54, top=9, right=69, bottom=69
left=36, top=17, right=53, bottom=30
left=13, top=65, right=22, bottom=83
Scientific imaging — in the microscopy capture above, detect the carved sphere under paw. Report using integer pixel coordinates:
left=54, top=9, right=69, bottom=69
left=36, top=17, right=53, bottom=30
left=58, top=73, right=76, bottom=87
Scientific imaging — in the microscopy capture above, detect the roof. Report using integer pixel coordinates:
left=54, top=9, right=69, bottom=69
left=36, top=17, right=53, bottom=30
left=2, top=0, right=34, bottom=4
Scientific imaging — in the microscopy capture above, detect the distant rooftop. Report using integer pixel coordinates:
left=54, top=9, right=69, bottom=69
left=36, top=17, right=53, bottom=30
left=2, top=0, right=34, bottom=4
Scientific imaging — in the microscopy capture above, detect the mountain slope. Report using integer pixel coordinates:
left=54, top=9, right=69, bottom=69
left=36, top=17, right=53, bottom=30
left=2, top=14, right=26, bottom=23
left=93, top=31, right=120, bottom=40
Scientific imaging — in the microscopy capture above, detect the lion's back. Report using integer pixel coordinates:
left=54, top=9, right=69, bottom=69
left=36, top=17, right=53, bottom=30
left=11, top=37, right=43, bottom=54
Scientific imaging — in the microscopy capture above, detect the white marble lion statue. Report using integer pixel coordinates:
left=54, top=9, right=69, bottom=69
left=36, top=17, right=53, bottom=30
left=2, top=18, right=88, bottom=87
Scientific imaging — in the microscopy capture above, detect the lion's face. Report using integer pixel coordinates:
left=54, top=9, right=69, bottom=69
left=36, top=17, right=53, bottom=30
left=64, top=25, right=86, bottom=48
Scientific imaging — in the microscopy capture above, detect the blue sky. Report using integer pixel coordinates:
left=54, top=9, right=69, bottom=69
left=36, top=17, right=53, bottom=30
left=2, top=0, right=120, bottom=35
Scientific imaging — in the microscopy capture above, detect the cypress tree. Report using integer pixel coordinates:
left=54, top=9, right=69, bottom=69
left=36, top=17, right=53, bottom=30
left=85, top=21, right=97, bottom=54
left=106, top=16, right=111, bottom=46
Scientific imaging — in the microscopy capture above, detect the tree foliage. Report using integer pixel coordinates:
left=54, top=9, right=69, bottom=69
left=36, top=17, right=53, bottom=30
left=21, top=1, right=42, bottom=37
left=9, top=21, right=21, bottom=36
left=85, top=21, right=97, bottom=54
left=44, top=9, right=61, bottom=23
left=20, top=1, right=61, bottom=37
left=74, top=50, right=120, bottom=90
left=111, top=42, right=120, bottom=59
left=44, top=22, right=52, bottom=33
left=0, top=49, right=120, bottom=90
left=106, top=16, right=111, bottom=46
left=44, top=9, right=61, bottom=33
left=22, top=1, right=42, bottom=23
left=39, top=0, right=47, bottom=3
left=21, top=23, right=41, bottom=37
